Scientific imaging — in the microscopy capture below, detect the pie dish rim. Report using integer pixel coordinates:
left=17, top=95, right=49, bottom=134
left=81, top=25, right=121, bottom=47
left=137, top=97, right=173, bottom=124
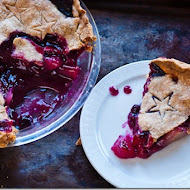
left=5, top=0, right=101, bottom=147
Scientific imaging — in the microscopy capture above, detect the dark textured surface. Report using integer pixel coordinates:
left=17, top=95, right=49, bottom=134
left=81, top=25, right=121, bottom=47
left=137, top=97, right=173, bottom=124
left=0, top=5, right=190, bottom=188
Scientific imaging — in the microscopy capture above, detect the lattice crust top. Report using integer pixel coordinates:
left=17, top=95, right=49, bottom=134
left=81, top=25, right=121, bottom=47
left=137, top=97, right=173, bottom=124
left=0, top=0, right=96, bottom=51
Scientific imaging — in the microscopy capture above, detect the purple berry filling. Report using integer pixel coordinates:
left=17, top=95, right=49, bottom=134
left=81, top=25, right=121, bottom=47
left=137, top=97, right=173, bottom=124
left=0, top=31, right=85, bottom=130
left=112, top=63, right=190, bottom=159
left=0, top=119, right=13, bottom=133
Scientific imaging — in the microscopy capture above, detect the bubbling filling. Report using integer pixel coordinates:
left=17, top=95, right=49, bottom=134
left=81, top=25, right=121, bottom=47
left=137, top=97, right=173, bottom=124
left=112, top=63, right=190, bottom=159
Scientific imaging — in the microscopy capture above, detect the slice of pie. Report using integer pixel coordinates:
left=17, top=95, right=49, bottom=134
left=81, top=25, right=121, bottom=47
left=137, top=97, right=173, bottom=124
left=0, top=0, right=96, bottom=147
left=112, top=58, right=190, bottom=159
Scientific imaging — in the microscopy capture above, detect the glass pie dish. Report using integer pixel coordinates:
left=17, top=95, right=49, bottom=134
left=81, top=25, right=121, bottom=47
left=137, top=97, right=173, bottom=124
left=7, top=1, right=101, bottom=147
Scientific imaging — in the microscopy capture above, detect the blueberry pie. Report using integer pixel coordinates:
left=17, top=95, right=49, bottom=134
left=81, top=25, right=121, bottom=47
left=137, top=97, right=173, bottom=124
left=0, top=0, right=96, bottom=147
left=112, top=58, right=190, bottom=159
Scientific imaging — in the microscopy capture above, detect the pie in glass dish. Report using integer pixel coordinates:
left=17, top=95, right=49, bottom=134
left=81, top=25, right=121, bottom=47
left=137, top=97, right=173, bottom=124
left=112, top=58, right=190, bottom=159
left=0, top=0, right=96, bottom=147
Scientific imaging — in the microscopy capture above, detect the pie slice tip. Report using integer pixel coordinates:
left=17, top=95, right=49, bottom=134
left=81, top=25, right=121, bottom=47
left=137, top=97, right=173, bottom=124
left=112, top=57, right=190, bottom=159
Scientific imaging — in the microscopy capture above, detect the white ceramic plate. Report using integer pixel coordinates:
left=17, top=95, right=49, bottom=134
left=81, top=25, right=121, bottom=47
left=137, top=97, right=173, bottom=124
left=80, top=60, right=190, bottom=188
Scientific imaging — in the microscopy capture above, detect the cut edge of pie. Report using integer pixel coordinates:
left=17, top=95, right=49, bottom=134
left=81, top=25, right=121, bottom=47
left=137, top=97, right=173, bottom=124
left=0, top=0, right=96, bottom=148
left=112, top=58, right=190, bottom=159
left=139, top=58, right=190, bottom=140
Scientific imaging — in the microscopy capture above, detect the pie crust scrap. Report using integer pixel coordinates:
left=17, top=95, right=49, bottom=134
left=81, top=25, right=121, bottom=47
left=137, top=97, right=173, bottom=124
left=112, top=58, right=190, bottom=159
left=75, top=137, right=81, bottom=146
left=0, top=0, right=96, bottom=148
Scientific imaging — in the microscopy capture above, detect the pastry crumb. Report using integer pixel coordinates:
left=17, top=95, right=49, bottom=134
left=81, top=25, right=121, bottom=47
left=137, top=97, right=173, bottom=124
left=76, top=137, right=82, bottom=146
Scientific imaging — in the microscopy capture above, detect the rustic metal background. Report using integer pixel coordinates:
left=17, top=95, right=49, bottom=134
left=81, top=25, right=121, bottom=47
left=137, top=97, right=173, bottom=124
left=0, top=1, right=189, bottom=188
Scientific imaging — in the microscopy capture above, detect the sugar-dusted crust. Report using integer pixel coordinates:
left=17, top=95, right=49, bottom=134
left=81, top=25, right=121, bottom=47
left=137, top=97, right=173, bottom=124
left=0, top=0, right=96, bottom=51
left=139, top=58, right=190, bottom=140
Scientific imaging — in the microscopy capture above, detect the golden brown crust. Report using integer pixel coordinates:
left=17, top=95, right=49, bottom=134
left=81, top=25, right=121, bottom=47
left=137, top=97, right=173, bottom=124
left=0, top=127, right=18, bottom=148
left=75, top=137, right=82, bottom=146
left=72, top=0, right=96, bottom=51
left=139, top=58, right=190, bottom=140
left=0, top=0, right=96, bottom=51
left=151, top=58, right=190, bottom=85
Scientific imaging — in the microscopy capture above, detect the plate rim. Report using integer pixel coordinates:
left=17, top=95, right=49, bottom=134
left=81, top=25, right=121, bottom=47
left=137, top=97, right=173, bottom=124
left=7, top=0, right=101, bottom=148
left=80, top=60, right=153, bottom=188
left=80, top=59, right=190, bottom=188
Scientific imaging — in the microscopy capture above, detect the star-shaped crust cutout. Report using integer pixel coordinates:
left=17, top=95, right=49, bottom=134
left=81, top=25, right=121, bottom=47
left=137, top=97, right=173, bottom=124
left=33, top=17, right=56, bottom=39
left=149, top=95, right=175, bottom=119
left=138, top=58, right=190, bottom=140
left=4, top=3, right=27, bottom=22
left=0, top=0, right=96, bottom=51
